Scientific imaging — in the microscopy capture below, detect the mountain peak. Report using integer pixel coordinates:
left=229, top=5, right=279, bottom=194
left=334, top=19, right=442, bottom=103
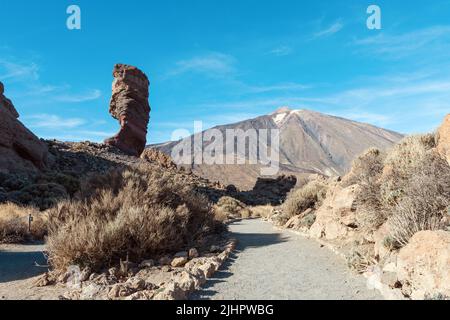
left=272, top=106, right=293, bottom=114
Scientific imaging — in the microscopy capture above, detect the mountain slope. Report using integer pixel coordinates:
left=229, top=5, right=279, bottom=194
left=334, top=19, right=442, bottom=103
left=151, top=108, right=403, bottom=189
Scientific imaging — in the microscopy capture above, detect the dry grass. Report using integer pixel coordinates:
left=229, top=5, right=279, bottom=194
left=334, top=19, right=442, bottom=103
left=346, top=245, right=377, bottom=274
left=46, top=165, right=219, bottom=272
left=388, top=153, right=450, bottom=246
left=250, top=205, right=274, bottom=219
left=214, top=196, right=253, bottom=220
left=280, top=178, right=327, bottom=224
left=0, top=203, right=47, bottom=243
left=380, top=134, right=436, bottom=207
left=343, top=133, right=450, bottom=247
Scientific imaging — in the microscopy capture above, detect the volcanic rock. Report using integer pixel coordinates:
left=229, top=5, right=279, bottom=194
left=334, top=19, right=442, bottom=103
left=105, top=64, right=150, bottom=156
left=0, top=81, right=48, bottom=172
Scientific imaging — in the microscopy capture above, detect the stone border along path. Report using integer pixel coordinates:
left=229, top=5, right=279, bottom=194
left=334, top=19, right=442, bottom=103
left=191, top=219, right=383, bottom=300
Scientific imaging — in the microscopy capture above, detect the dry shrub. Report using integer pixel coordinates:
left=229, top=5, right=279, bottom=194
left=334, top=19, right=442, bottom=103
left=0, top=203, right=47, bottom=243
left=46, top=165, right=218, bottom=272
left=214, top=196, right=252, bottom=220
left=250, top=205, right=274, bottom=219
left=381, top=134, right=436, bottom=207
left=280, top=179, right=327, bottom=224
left=344, top=148, right=387, bottom=230
left=342, top=148, right=385, bottom=187
left=388, top=153, right=450, bottom=246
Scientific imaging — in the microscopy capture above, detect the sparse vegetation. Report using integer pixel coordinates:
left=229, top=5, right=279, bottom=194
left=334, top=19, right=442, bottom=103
left=0, top=203, right=47, bottom=243
left=346, top=245, right=377, bottom=274
left=342, top=134, right=450, bottom=247
left=388, top=153, right=450, bottom=246
left=46, top=165, right=220, bottom=272
left=250, top=205, right=274, bottom=219
left=214, top=196, right=253, bottom=220
left=279, top=178, right=327, bottom=225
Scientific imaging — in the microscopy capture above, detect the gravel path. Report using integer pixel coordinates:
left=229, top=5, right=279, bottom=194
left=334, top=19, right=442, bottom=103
left=0, top=243, right=65, bottom=300
left=193, top=219, right=382, bottom=300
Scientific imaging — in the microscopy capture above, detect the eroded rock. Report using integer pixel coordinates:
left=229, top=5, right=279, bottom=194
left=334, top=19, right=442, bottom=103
left=397, top=231, right=450, bottom=300
left=105, top=64, right=150, bottom=156
left=0, top=81, right=48, bottom=172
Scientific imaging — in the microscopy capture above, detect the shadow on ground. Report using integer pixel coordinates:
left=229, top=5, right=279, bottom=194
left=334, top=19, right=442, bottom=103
left=0, top=247, right=48, bottom=283
left=191, top=224, right=288, bottom=300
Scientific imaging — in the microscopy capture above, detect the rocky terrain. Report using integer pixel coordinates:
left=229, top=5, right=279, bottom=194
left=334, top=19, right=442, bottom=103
left=0, top=64, right=240, bottom=301
left=0, top=81, right=48, bottom=174
left=266, top=114, right=450, bottom=300
left=0, top=62, right=448, bottom=301
left=152, top=107, right=403, bottom=189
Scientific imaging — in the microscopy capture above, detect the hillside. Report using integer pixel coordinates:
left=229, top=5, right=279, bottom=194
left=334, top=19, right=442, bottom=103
left=151, top=108, right=403, bottom=189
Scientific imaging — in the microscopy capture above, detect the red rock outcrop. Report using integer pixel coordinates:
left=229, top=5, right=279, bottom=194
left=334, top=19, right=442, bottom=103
left=105, top=64, right=150, bottom=156
left=0, top=81, right=48, bottom=172
left=437, top=114, right=450, bottom=164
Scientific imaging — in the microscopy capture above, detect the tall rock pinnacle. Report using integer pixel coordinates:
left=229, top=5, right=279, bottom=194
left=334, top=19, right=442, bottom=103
left=105, top=64, right=151, bottom=156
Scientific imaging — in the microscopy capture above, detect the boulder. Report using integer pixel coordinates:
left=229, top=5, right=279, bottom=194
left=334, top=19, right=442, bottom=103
left=171, top=257, right=188, bottom=268
left=141, top=148, right=177, bottom=169
left=397, top=231, right=450, bottom=300
left=437, top=114, right=450, bottom=164
left=188, top=248, right=199, bottom=259
left=0, top=81, right=48, bottom=172
left=309, top=184, right=359, bottom=240
left=105, top=64, right=150, bottom=156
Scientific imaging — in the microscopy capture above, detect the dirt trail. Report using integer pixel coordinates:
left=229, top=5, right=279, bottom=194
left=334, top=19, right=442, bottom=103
left=193, top=219, right=382, bottom=300
left=0, top=243, right=65, bottom=300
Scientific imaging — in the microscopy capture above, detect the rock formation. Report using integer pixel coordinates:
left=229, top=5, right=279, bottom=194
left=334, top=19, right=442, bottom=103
left=437, top=114, right=450, bottom=164
left=105, top=64, right=150, bottom=156
left=0, top=81, right=48, bottom=172
left=397, top=231, right=450, bottom=300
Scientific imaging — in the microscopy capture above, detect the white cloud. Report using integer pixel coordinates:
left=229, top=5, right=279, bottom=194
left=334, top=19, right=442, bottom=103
left=354, top=25, right=450, bottom=59
left=167, top=53, right=236, bottom=78
left=0, top=59, right=39, bottom=82
left=269, top=46, right=293, bottom=56
left=25, top=114, right=86, bottom=129
left=313, top=21, right=343, bottom=38
left=54, top=89, right=102, bottom=103
left=243, top=82, right=310, bottom=94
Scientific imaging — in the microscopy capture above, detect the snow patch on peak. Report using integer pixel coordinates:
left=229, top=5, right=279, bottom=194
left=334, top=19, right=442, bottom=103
left=273, top=112, right=288, bottom=125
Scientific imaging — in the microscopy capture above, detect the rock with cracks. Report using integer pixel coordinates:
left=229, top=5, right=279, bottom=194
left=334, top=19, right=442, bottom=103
left=105, top=64, right=151, bottom=157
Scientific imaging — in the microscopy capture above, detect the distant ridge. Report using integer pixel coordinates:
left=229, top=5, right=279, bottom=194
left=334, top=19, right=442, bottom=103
left=151, top=108, right=403, bottom=189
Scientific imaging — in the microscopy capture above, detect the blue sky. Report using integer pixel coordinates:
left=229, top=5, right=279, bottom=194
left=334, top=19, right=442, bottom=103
left=1, top=0, right=450, bottom=143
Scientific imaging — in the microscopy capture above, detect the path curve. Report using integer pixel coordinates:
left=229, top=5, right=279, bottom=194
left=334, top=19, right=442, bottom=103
left=193, top=219, right=382, bottom=300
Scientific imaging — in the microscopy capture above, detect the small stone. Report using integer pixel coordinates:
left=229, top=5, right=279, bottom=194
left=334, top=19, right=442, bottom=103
left=108, top=283, right=133, bottom=299
left=161, top=266, right=172, bottom=272
left=108, top=267, right=119, bottom=277
left=80, top=267, right=92, bottom=282
left=139, top=259, right=155, bottom=268
left=125, top=278, right=146, bottom=291
left=171, top=257, right=189, bottom=268
left=188, top=248, right=199, bottom=259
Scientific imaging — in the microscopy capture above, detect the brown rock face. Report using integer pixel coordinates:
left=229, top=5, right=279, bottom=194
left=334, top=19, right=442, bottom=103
left=437, top=114, right=450, bottom=164
left=397, top=231, right=450, bottom=300
left=105, top=64, right=150, bottom=156
left=0, top=81, right=48, bottom=172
